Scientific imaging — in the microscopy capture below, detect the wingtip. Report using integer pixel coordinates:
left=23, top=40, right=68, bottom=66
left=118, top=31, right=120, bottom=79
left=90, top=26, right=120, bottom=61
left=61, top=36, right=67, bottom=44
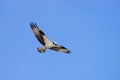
left=30, top=22, right=38, bottom=28
left=66, top=50, right=71, bottom=54
left=30, top=21, right=33, bottom=24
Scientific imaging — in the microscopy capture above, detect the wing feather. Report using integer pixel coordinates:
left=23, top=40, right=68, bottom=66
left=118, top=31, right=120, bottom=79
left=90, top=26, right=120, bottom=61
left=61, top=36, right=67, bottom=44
left=30, top=22, right=46, bottom=45
left=50, top=45, right=70, bottom=54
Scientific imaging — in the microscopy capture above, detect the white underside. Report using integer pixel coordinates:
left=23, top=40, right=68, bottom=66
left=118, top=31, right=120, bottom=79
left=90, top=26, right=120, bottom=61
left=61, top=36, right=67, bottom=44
left=43, top=36, right=55, bottom=48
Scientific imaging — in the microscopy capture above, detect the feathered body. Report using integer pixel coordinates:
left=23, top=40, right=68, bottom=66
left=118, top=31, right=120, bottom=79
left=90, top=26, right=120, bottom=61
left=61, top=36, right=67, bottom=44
left=30, top=22, right=70, bottom=54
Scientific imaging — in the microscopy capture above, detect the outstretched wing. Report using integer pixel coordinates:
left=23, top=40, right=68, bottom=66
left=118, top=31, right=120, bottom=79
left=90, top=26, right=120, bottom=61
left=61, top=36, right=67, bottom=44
left=50, top=45, right=70, bottom=54
left=30, top=22, right=46, bottom=45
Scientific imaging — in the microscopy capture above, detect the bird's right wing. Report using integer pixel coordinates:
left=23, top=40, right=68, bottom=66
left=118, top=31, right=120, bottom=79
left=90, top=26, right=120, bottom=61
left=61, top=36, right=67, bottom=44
left=30, top=22, right=47, bottom=45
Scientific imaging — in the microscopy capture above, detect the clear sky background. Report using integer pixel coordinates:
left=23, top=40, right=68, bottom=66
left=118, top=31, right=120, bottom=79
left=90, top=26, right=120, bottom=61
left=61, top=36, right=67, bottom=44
left=0, top=0, right=120, bottom=80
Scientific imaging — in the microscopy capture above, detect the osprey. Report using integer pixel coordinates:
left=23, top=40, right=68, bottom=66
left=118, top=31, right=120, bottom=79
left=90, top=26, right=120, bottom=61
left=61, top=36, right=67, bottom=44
left=30, top=22, right=70, bottom=54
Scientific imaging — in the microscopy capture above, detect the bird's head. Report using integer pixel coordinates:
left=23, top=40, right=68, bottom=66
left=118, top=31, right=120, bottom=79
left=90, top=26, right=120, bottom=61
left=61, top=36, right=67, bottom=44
left=53, top=42, right=58, bottom=46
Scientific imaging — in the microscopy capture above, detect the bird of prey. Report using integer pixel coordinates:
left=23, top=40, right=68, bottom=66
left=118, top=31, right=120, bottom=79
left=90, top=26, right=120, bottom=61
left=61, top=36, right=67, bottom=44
left=30, top=22, right=70, bottom=54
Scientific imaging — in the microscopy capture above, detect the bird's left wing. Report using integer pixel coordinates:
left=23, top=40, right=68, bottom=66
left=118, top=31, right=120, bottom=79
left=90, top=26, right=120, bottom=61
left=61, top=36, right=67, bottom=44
left=50, top=45, right=70, bottom=54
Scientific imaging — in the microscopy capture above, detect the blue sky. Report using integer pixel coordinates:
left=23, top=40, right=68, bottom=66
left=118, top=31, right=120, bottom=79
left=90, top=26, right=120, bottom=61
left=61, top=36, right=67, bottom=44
left=0, top=0, right=120, bottom=80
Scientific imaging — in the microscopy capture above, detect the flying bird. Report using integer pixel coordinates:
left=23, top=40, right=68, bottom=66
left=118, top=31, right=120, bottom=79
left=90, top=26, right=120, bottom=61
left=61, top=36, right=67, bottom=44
left=30, top=22, right=70, bottom=54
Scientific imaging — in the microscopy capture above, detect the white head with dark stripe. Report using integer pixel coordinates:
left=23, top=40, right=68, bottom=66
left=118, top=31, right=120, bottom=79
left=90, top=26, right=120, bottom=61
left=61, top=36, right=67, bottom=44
left=53, top=42, right=58, bottom=46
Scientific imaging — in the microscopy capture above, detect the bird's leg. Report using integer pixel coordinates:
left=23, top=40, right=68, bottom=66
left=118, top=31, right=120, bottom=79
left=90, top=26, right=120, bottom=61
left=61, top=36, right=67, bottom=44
left=37, top=46, right=46, bottom=53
